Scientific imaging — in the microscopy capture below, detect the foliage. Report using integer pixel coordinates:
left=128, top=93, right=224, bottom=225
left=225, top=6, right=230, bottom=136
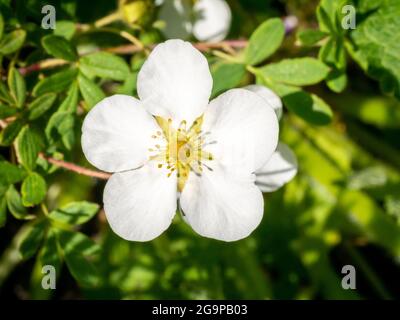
left=0, top=0, right=399, bottom=300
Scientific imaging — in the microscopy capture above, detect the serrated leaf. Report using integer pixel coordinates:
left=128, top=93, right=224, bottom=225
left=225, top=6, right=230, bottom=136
left=48, top=201, right=99, bottom=225
left=0, top=29, right=26, bottom=55
left=15, top=126, right=43, bottom=170
left=42, top=35, right=77, bottom=61
left=21, top=172, right=47, bottom=206
left=19, top=220, right=46, bottom=259
left=79, top=52, right=130, bottom=81
left=245, top=18, right=285, bottom=66
left=28, top=93, right=57, bottom=120
left=297, top=29, right=328, bottom=46
left=259, top=58, right=330, bottom=86
left=351, top=1, right=400, bottom=99
left=45, top=111, right=75, bottom=149
left=8, top=67, right=26, bottom=107
left=78, top=73, right=105, bottom=109
left=0, top=118, right=24, bottom=146
left=33, top=68, right=78, bottom=96
left=211, top=62, right=246, bottom=97
left=58, top=82, right=78, bottom=113
left=0, top=161, right=26, bottom=185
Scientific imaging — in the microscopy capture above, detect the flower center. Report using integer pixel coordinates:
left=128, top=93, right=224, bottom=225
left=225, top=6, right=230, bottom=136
left=148, top=116, right=214, bottom=192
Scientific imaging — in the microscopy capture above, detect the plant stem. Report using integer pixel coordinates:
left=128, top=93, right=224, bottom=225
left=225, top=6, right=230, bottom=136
left=39, top=153, right=110, bottom=180
left=94, top=11, right=121, bottom=28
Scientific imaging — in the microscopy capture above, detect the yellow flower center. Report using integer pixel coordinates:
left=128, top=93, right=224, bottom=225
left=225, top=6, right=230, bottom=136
left=148, top=116, right=213, bottom=192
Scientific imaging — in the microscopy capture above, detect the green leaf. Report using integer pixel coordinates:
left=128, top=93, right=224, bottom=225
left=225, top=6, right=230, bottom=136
left=8, top=67, right=26, bottom=107
left=316, top=6, right=335, bottom=33
left=267, top=82, right=333, bottom=125
left=339, top=190, right=400, bottom=257
left=19, top=221, right=46, bottom=259
left=319, top=38, right=346, bottom=69
left=259, top=58, right=330, bottom=86
left=0, top=161, right=26, bottom=185
left=211, top=63, right=246, bottom=97
left=6, top=185, right=31, bottom=219
left=297, top=29, right=328, bottom=46
left=15, top=126, right=43, bottom=170
left=48, top=201, right=99, bottom=225
left=116, top=72, right=137, bottom=95
left=0, top=196, right=7, bottom=227
left=45, top=111, right=75, bottom=150
left=0, top=12, right=4, bottom=41
left=78, top=73, right=105, bottom=109
left=58, top=82, right=78, bottom=113
left=28, top=93, right=57, bottom=120
left=42, top=35, right=77, bottom=61
left=0, top=29, right=26, bottom=55
left=0, top=103, right=18, bottom=119
left=79, top=52, right=130, bottom=81
left=37, top=228, right=61, bottom=273
left=63, top=251, right=101, bottom=287
left=56, top=229, right=101, bottom=287
left=21, top=172, right=47, bottom=206
left=0, top=118, right=24, bottom=146
left=0, top=81, right=14, bottom=105
left=351, top=1, right=400, bottom=99
left=53, top=20, right=76, bottom=40
left=326, top=68, right=347, bottom=93
left=57, top=229, right=101, bottom=257
left=33, top=68, right=78, bottom=96
left=245, top=18, right=284, bottom=66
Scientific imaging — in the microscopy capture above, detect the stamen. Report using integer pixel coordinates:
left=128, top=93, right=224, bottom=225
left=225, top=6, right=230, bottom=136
left=148, top=116, right=214, bottom=190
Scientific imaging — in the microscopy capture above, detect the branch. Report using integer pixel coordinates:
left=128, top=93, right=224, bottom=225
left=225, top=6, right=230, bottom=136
left=39, top=153, right=111, bottom=180
left=104, top=39, right=248, bottom=55
left=19, top=40, right=248, bottom=75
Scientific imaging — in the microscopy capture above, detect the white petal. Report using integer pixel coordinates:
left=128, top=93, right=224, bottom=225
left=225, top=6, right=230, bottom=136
left=180, top=164, right=263, bottom=242
left=158, top=0, right=192, bottom=40
left=244, top=84, right=283, bottom=120
left=103, top=164, right=177, bottom=241
left=193, top=0, right=232, bottom=42
left=255, top=142, right=298, bottom=192
left=202, top=89, right=279, bottom=174
left=81, top=95, right=161, bottom=173
left=137, top=39, right=213, bottom=126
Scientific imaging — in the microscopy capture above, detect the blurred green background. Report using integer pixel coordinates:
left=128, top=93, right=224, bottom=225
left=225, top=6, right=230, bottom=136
left=0, top=0, right=400, bottom=299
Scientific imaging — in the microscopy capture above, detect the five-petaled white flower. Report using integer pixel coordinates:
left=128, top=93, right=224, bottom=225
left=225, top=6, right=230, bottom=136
left=81, top=39, right=297, bottom=242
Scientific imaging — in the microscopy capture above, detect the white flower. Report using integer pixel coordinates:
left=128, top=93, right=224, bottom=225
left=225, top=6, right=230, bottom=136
left=158, top=0, right=232, bottom=42
left=81, top=39, right=296, bottom=242
left=244, top=85, right=298, bottom=193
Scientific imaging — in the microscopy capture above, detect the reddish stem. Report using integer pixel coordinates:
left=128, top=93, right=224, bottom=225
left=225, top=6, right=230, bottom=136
left=39, top=153, right=111, bottom=180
